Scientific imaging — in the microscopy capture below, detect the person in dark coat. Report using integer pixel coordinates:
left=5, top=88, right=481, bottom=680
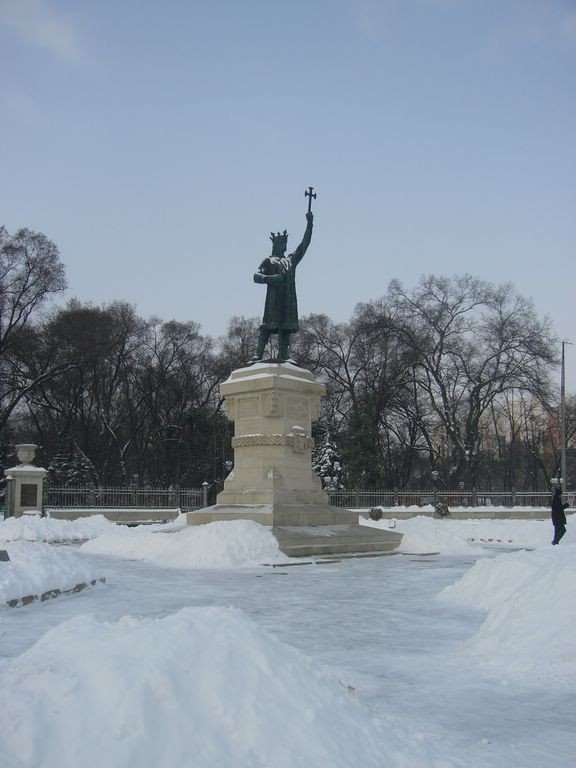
left=253, top=211, right=313, bottom=361
left=551, top=487, right=569, bottom=545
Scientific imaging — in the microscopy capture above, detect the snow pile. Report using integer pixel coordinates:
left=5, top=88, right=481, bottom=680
left=362, top=515, right=481, bottom=554
left=0, top=541, right=101, bottom=605
left=395, top=515, right=483, bottom=554
left=0, top=514, right=115, bottom=543
left=0, top=606, right=441, bottom=768
left=448, top=517, right=555, bottom=547
left=439, top=545, right=576, bottom=680
left=81, top=519, right=289, bottom=568
left=373, top=504, right=551, bottom=515
left=361, top=515, right=565, bottom=554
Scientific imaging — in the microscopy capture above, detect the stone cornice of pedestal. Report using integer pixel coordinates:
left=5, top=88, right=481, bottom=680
left=220, top=362, right=326, bottom=397
left=5, top=464, right=48, bottom=475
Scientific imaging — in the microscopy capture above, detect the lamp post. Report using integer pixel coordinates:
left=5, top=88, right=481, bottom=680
left=431, top=470, right=439, bottom=507
left=559, top=340, right=573, bottom=494
left=202, top=480, right=210, bottom=508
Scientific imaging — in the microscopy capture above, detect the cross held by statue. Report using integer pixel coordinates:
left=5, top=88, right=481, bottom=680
left=305, top=186, right=316, bottom=213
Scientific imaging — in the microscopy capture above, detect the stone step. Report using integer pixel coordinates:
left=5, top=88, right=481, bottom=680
left=273, top=525, right=402, bottom=558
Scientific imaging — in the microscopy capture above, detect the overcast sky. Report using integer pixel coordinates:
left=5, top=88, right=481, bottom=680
left=1, top=0, right=575, bottom=387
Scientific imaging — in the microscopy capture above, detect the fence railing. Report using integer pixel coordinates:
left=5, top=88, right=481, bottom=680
left=43, top=486, right=203, bottom=511
left=328, top=489, right=566, bottom=509
left=41, top=486, right=569, bottom=513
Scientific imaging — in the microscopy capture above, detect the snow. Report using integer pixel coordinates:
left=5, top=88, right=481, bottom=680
left=226, top=362, right=315, bottom=386
left=0, top=607, right=416, bottom=768
left=80, top=519, right=290, bottom=568
left=360, top=512, right=566, bottom=552
left=0, top=514, right=116, bottom=543
left=3, top=465, right=47, bottom=473
left=439, top=545, right=576, bottom=681
left=0, top=541, right=101, bottom=604
left=0, top=513, right=575, bottom=767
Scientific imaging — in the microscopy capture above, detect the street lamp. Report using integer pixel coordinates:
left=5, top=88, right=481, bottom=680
left=201, top=480, right=210, bottom=508
left=431, top=470, right=439, bottom=506
left=559, top=340, right=573, bottom=494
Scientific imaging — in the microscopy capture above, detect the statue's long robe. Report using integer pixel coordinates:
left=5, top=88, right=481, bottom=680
left=260, top=256, right=299, bottom=332
left=257, top=216, right=313, bottom=333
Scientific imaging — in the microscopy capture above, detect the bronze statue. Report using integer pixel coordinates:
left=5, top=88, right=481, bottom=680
left=252, top=187, right=316, bottom=362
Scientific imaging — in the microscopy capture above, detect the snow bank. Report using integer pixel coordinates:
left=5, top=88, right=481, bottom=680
left=439, top=545, right=576, bottom=680
left=0, top=606, right=440, bottom=768
left=0, top=542, right=101, bottom=605
left=0, top=514, right=115, bottom=543
left=81, top=519, right=289, bottom=568
left=361, top=515, right=563, bottom=554
left=396, top=515, right=482, bottom=554
left=362, top=515, right=480, bottom=554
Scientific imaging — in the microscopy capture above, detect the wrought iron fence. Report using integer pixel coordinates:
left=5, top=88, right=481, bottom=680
left=328, top=489, right=563, bottom=509
left=43, top=486, right=203, bottom=511
left=42, top=485, right=570, bottom=513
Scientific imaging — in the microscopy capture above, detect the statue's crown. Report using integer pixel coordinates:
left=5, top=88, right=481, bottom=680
left=270, top=230, right=288, bottom=254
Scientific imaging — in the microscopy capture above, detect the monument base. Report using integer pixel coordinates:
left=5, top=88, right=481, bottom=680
left=186, top=362, right=402, bottom=557
left=273, top=524, right=402, bottom=558
left=186, top=504, right=402, bottom=557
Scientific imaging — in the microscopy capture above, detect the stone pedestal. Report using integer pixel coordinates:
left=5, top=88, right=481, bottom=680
left=5, top=444, right=47, bottom=517
left=187, top=363, right=402, bottom=556
left=217, top=362, right=328, bottom=509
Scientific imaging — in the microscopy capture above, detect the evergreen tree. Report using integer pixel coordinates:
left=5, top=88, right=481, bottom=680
left=312, top=429, right=345, bottom=489
left=47, top=434, right=100, bottom=487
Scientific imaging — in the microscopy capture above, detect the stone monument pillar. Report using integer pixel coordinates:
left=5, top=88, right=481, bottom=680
left=4, top=444, right=48, bottom=517
left=189, top=362, right=339, bottom=526
left=217, top=362, right=327, bottom=507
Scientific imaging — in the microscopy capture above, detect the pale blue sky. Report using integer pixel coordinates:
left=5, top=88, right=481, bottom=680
left=1, top=0, right=575, bottom=385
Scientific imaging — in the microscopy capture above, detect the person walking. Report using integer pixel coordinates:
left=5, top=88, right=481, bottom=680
left=551, top=487, right=569, bottom=545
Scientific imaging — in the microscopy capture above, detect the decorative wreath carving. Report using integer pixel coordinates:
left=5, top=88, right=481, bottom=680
left=231, top=434, right=314, bottom=450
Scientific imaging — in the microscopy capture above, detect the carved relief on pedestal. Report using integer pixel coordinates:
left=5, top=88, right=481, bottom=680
left=291, top=426, right=307, bottom=453
left=262, top=391, right=281, bottom=417
left=232, top=434, right=285, bottom=448
left=231, top=433, right=314, bottom=451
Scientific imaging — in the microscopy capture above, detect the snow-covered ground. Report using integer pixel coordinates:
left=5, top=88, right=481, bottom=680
left=0, top=541, right=101, bottom=605
left=0, top=513, right=115, bottom=543
left=361, top=512, right=562, bottom=552
left=0, top=513, right=574, bottom=767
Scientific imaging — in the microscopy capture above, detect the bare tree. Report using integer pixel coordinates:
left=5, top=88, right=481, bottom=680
left=295, top=309, right=423, bottom=487
left=23, top=302, right=226, bottom=486
left=22, top=300, right=148, bottom=481
left=0, top=227, right=68, bottom=432
left=387, top=275, right=557, bottom=487
left=217, top=316, right=261, bottom=373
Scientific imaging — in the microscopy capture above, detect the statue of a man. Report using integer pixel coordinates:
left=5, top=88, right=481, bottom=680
left=252, top=208, right=314, bottom=362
